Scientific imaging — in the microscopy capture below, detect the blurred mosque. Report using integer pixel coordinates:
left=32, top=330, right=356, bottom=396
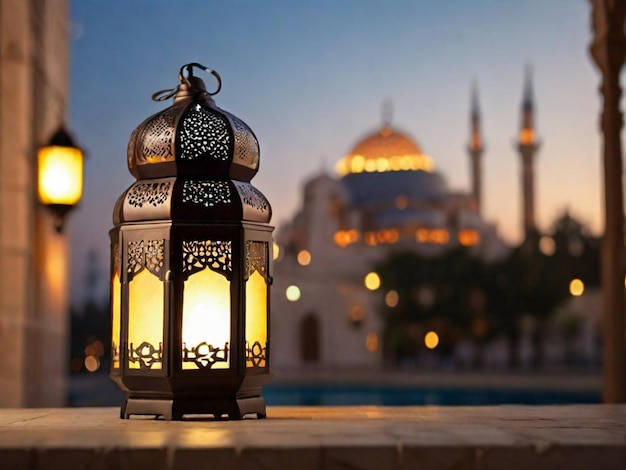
left=271, top=73, right=540, bottom=370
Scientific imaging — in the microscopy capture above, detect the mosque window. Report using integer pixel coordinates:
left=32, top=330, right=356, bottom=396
left=348, top=305, right=365, bottom=328
left=458, top=229, right=480, bottom=246
left=363, top=232, right=377, bottom=246
left=416, top=228, right=450, bottom=244
left=334, top=229, right=359, bottom=248
left=365, top=332, right=379, bottom=353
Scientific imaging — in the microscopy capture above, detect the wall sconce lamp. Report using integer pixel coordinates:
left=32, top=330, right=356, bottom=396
left=110, top=63, right=273, bottom=420
left=37, top=126, right=84, bottom=232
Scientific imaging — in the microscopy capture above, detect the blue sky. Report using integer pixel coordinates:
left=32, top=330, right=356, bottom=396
left=68, top=0, right=613, bottom=304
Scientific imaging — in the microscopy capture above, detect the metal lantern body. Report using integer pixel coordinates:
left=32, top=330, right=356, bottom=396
left=110, top=65, right=273, bottom=420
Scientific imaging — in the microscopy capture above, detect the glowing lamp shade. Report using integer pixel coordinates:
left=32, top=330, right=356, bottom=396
left=37, top=127, right=84, bottom=231
left=38, top=145, right=83, bottom=205
left=182, top=266, right=231, bottom=370
left=109, top=63, right=273, bottom=421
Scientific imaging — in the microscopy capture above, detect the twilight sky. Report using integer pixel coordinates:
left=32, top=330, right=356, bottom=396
left=68, top=0, right=616, bottom=304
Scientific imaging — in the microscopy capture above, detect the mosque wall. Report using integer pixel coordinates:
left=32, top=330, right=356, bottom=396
left=271, top=123, right=508, bottom=371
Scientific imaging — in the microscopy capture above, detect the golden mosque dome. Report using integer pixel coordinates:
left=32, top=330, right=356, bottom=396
left=335, top=125, right=434, bottom=177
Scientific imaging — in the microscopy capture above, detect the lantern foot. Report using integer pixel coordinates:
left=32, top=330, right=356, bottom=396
left=121, top=395, right=267, bottom=421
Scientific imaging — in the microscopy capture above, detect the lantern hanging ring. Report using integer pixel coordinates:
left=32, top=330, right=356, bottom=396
left=152, top=62, right=222, bottom=102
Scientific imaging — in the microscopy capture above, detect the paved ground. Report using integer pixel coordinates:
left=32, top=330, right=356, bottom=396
left=0, top=405, right=624, bottom=469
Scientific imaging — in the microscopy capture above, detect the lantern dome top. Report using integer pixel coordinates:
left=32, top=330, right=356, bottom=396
left=335, top=125, right=434, bottom=176
left=127, top=64, right=260, bottom=182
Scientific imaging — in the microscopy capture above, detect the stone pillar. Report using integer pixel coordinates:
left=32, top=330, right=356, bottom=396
left=589, top=0, right=626, bottom=403
left=0, top=0, right=70, bottom=407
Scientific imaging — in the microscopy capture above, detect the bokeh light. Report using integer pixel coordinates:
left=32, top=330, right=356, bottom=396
left=569, top=278, right=584, bottom=296
left=385, top=290, right=399, bottom=307
left=84, top=356, right=100, bottom=372
left=364, top=272, right=381, bottom=291
left=286, top=285, right=301, bottom=301
left=539, top=236, right=556, bottom=256
left=424, top=331, right=439, bottom=349
left=297, top=249, right=311, bottom=266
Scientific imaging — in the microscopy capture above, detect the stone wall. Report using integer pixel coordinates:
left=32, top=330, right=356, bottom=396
left=0, top=0, right=70, bottom=407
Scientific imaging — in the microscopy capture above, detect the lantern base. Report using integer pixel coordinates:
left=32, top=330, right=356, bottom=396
left=121, top=395, right=267, bottom=421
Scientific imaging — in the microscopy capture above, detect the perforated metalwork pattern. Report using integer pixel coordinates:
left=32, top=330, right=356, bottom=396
left=129, top=341, right=163, bottom=370
left=180, top=104, right=230, bottom=161
left=113, top=243, right=120, bottom=276
left=246, top=241, right=268, bottom=281
left=231, top=114, right=259, bottom=168
left=127, top=128, right=139, bottom=169
left=146, top=240, right=165, bottom=274
left=127, top=239, right=165, bottom=278
left=127, top=241, right=145, bottom=275
left=137, top=107, right=180, bottom=164
left=128, top=181, right=172, bottom=208
left=182, top=240, right=232, bottom=280
left=246, top=341, right=267, bottom=368
left=181, top=180, right=232, bottom=208
left=182, top=342, right=229, bottom=369
left=234, top=182, right=269, bottom=212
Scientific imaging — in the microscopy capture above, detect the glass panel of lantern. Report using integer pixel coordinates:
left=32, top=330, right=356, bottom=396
left=181, top=238, right=232, bottom=370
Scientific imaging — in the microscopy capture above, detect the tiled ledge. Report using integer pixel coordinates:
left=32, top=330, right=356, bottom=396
left=0, top=405, right=624, bottom=469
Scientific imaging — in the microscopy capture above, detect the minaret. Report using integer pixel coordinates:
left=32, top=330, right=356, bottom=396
left=467, top=82, right=483, bottom=214
left=517, top=66, right=540, bottom=242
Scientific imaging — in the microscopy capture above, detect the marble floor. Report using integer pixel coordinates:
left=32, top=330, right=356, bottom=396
left=0, top=405, right=624, bottom=469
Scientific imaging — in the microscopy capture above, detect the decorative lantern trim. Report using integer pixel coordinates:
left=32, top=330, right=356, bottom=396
left=246, top=240, right=269, bottom=282
left=179, top=104, right=232, bottom=162
left=181, top=239, right=233, bottom=281
left=127, top=64, right=260, bottom=181
left=114, top=177, right=271, bottom=224
left=127, top=239, right=166, bottom=280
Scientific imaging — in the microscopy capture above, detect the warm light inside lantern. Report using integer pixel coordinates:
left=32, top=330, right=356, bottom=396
left=246, top=270, right=267, bottom=367
left=182, top=268, right=231, bottom=370
left=38, top=145, right=83, bottom=206
left=111, top=272, right=121, bottom=369
left=128, top=270, right=164, bottom=369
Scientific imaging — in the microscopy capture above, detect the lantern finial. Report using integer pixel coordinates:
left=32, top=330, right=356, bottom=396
left=151, top=62, right=222, bottom=103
